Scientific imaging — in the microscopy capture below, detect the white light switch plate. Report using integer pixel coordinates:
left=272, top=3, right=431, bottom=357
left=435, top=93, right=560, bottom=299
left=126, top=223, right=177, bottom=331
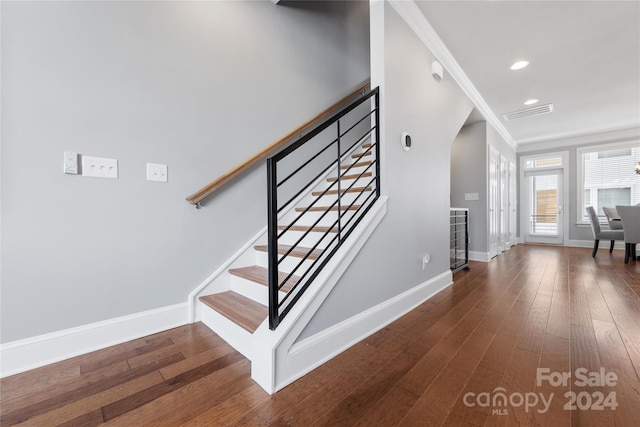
left=464, top=192, right=479, bottom=201
left=147, top=163, right=168, bottom=182
left=82, top=156, right=118, bottom=179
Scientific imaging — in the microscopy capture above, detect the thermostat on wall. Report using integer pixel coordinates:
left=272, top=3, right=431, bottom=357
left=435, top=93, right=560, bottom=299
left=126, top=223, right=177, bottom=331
left=401, top=132, right=412, bottom=152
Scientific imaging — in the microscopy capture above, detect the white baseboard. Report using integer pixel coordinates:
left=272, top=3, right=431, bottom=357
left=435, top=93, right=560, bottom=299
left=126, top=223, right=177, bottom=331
left=280, top=269, right=452, bottom=392
left=469, top=251, right=491, bottom=262
left=0, top=303, right=189, bottom=378
left=566, top=239, right=626, bottom=250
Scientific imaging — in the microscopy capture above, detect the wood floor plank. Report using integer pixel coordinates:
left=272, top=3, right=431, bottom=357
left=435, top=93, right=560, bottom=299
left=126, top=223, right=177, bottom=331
left=492, top=348, right=540, bottom=427
left=441, top=365, right=504, bottom=426
left=101, top=359, right=251, bottom=426
left=1, top=353, right=184, bottom=426
left=570, top=324, right=617, bottom=427
left=311, top=350, right=420, bottom=426
left=399, top=327, right=495, bottom=426
left=101, top=351, right=245, bottom=421
left=13, top=371, right=164, bottom=427
left=530, top=333, right=571, bottom=427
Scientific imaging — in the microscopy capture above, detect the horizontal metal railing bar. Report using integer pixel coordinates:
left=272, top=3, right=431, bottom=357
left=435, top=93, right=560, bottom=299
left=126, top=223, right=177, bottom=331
left=277, top=228, right=335, bottom=274
left=327, top=172, right=372, bottom=182
left=338, top=109, right=376, bottom=140
left=279, top=187, right=378, bottom=319
left=277, top=197, right=341, bottom=258
left=277, top=215, right=342, bottom=293
left=277, top=137, right=338, bottom=189
left=277, top=148, right=341, bottom=213
left=276, top=128, right=374, bottom=213
left=340, top=129, right=376, bottom=166
left=339, top=145, right=376, bottom=178
left=277, top=170, right=344, bottom=238
left=334, top=181, right=377, bottom=233
left=279, top=134, right=371, bottom=222
left=277, top=230, right=344, bottom=319
left=337, top=161, right=376, bottom=196
left=277, top=149, right=374, bottom=244
left=278, top=232, right=341, bottom=305
left=277, top=187, right=341, bottom=240
left=271, top=88, right=379, bottom=163
left=278, top=164, right=377, bottom=303
left=277, top=202, right=381, bottom=322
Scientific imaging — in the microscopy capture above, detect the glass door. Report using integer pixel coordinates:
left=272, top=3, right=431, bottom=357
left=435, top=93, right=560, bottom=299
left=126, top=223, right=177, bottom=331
left=524, top=169, right=564, bottom=244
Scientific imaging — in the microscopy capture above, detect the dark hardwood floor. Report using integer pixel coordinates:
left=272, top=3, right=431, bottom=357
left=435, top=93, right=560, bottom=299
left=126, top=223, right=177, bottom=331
left=2, top=244, right=640, bottom=426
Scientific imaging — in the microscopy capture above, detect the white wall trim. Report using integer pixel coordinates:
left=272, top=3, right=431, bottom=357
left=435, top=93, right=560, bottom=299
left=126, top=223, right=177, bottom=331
left=565, top=239, right=626, bottom=250
left=280, top=269, right=452, bottom=392
left=388, top=0, right=515, bottom=151
left=0, top=303, right=188, bottom=378
left=469, top=250, right=491, bottom=262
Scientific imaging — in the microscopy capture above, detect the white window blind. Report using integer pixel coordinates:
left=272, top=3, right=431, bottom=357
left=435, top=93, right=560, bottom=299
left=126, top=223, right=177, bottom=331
left=578, top=142, right=640, bottom=222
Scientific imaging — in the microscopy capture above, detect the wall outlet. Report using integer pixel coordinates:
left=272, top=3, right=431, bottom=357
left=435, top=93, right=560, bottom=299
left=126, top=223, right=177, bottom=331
left=63, top=151, right=79, bottom=174
left=147, top=163, right=168, bottom=182
left=422, top=253, right=431, bottom=270
left=82, top=156, right=118, bottom=179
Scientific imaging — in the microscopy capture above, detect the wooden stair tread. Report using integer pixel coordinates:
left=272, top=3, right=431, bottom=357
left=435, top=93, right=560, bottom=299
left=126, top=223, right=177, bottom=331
left=199, top=291, right=267, bottom=333
left=312, top=186, right=372, bottom=196
left=295, top=205, right=361, bottom=212
left=351, top=151, right=372, bottom=159
left=327, top=172, right=372, bottom=182
left=341, top=160, right=372, bottom=170
left=228, top=265, right=298, bottom=292
left=362, top=142, right=372, bottom=149
left=278, top=224, right=339, bottom=233
left=254, top=244, right=323, bottom=260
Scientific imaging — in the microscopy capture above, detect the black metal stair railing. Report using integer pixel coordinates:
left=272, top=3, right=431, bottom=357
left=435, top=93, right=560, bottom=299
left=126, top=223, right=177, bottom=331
left=266, top=87, right=380, bottom=330
left=450, top=208, right=469, bottom=273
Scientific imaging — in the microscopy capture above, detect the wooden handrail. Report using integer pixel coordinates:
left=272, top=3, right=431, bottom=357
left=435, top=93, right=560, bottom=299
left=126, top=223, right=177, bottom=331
left=186, top=80, right=371, bottom=206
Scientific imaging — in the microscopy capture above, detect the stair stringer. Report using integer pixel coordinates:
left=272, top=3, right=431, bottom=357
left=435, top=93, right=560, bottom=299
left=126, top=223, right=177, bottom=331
left=251, top=195, right=388, bottom=394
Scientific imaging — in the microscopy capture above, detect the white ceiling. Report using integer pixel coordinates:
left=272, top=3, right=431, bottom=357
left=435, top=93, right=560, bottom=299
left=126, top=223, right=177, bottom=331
left=415, top=0, right=640, bottom=147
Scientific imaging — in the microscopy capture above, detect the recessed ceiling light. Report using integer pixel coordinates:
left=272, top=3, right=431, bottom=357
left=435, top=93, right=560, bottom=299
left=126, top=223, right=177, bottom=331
left=510, top=60, right=529, bottom=70
left=524, top=99, right=539, bottom=105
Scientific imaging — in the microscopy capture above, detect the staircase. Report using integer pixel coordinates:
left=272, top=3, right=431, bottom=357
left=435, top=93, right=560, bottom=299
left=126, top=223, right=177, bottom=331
left=195, top=141, right=375, bottom=355
left=188, top=86, right=385, bottom=393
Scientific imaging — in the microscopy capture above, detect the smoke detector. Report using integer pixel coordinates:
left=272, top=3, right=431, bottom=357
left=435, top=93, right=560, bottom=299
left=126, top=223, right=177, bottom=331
left=502, top=103, right=554, bottom=121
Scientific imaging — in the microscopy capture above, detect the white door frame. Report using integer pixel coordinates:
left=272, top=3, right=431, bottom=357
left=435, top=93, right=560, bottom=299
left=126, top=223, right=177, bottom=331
left=519, top=151, right=570, bottom=246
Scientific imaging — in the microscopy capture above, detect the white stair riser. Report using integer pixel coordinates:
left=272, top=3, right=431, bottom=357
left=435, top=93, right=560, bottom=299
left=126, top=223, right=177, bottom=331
left=199, top=304, right=255, bottom=360
left=230, top=275, right=286, bottom=306
left=255, top=250, right=316, bottom=273
left=275, top=230, right=339, bottom=249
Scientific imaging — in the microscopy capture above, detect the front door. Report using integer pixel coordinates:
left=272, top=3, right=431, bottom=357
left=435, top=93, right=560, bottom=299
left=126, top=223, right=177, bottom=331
left=524, top=169, right=564, bottom=244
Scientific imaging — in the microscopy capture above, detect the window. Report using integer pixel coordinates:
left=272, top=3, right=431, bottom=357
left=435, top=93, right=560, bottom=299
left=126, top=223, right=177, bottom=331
left=525, top=156, right=562, bottom=169
left=577, top=142, right=640, bottom=223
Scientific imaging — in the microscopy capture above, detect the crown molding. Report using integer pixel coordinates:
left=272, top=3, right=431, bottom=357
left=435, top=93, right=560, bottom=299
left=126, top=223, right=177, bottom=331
left=516, top=127, right=640, bottom=153
left=388, top=0, right=516, bottom=151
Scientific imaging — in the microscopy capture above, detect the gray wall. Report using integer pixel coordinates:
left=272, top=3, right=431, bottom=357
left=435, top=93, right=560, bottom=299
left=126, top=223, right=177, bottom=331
left=299, top=1, right=474, bottom=338
left=1, top=0, right=370, bottom=342
left=450, top=122, right=488, bottom=253
left=450, top=121, right=516, bottom=255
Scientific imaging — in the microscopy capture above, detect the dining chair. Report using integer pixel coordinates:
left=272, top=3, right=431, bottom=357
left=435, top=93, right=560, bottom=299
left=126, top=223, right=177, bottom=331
left=602, top=206, right=623, bottom=230
left=586, top=206, right=624, bottom=257
left=616, top=205, right=640, bottom=264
